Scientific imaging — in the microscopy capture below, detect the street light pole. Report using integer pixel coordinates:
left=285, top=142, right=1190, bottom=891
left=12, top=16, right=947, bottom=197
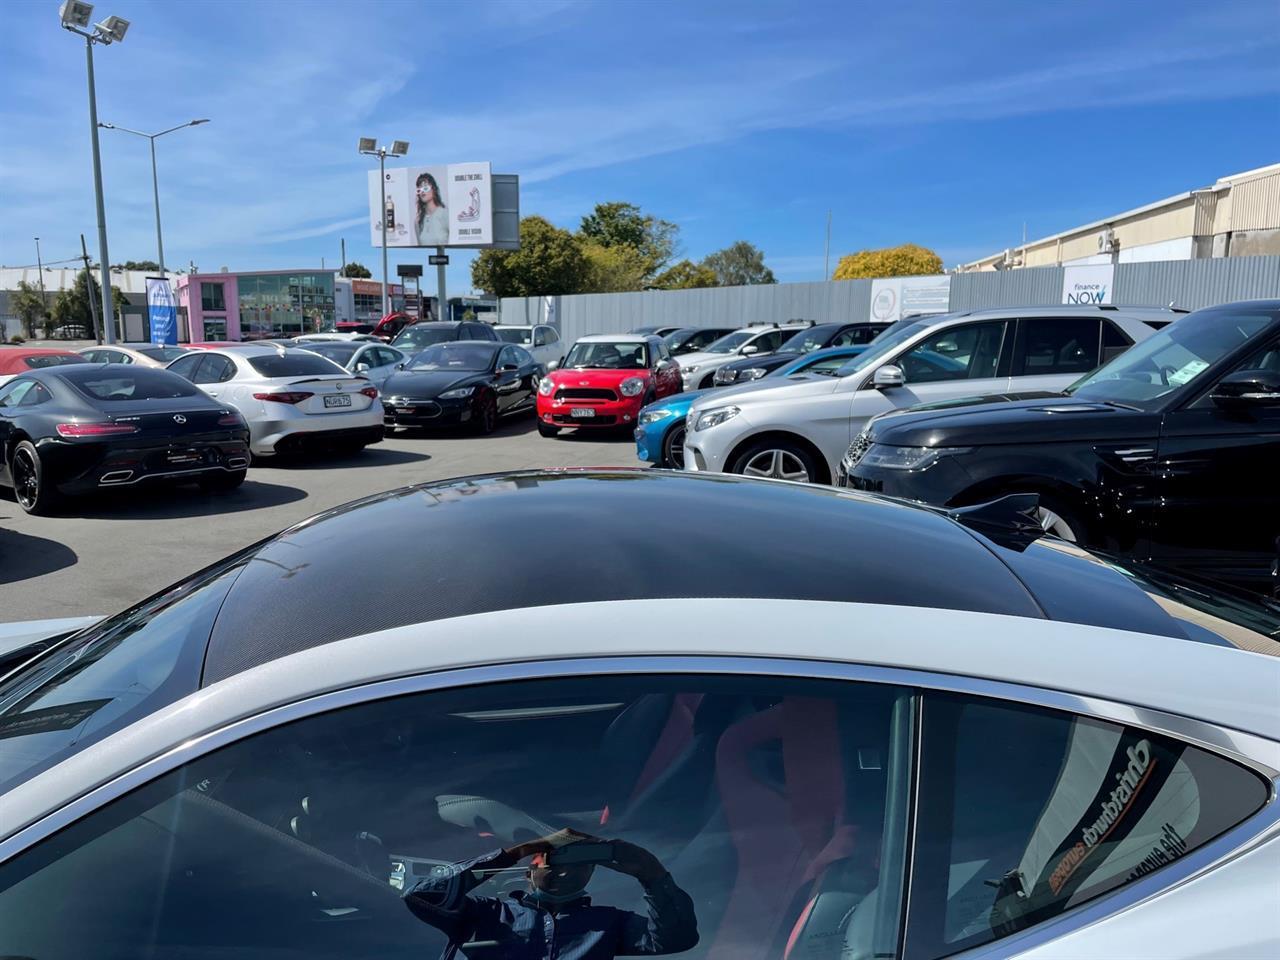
left=359, top=137, right=410, bottom=319
left=33, top=238, right=48, bottom=314
left=99, top=120, right=209, bottom=278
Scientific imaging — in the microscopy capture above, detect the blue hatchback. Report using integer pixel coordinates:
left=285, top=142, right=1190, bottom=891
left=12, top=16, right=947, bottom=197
left=635, top=345, right=868, bottom=468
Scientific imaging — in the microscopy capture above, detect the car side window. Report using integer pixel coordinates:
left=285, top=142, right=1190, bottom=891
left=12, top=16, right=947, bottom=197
left=108, top=350, right=132, bottom=365
left=195, top=356, right=235, bottom=385
left=833, top=327, right=873, bottom=346
left=167, top=353, right=203, bottom=381
left=0, top=380, right=38, bottom=408
left=1101, top=321, right=1133, bottom=364
left=533, top=327, right=548, bottom=347
left=752, top=329, right=785, bottom=353
left=896, top=321, right=1008, bottom=384
left=511, top=346, right=534, bottom=366
left=1020, top=318, right=1103, bottom=375
left=80, top=350, right=102, bottom=363
left=907, top=693, right=1268, bottom=959
left=498, top=346, right=519, bottom=368
left=0, top=674, right=913, bottom=960
left=16, top=382, right=52, bottom=406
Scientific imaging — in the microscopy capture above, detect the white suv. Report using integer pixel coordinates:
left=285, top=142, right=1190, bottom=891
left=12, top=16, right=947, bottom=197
left=683, top=305, right=1180, bottom=484
left=676, top=323, right=814, bottom=390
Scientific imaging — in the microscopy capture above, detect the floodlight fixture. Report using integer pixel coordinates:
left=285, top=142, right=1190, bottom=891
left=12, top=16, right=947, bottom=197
left=59, top=0, right=93, bottom=29
left=358, top=137, right=378, bottom=154
left=390, top=140, right=410, bottom=157
left=94, top=14, right=129, bottom=43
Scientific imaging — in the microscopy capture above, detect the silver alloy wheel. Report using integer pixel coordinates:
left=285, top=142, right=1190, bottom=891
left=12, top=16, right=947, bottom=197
left=741, top=448, right=811, bottom=482
left=1036, top=506, right=1078, bottom=542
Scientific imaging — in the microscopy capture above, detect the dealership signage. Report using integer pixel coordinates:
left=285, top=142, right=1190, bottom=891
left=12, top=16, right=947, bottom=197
left=145, top=277, right=177, bottom=346
left=369, top=161, right=495, bottom=249
left=869, top=275, right=952, bottom=323
left=1062, top=264, right=1114, bottom=305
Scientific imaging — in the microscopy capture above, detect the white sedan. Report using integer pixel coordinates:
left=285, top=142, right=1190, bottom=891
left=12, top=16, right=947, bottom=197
left=166, top=344, right=384, bottom=457
left=0, top=471, right=1275, bottom=960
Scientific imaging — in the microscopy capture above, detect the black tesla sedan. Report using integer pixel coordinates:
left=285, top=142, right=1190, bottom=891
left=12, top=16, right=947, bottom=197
left=0, top=364, right=250, bottom=515
left=842, top=300, right=1280, bottom=595
left=381, top=341, right=545, bottom=433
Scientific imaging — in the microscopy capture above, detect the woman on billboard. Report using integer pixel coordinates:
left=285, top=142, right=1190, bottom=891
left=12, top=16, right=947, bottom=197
left=416, top=171, right=449, bottom=246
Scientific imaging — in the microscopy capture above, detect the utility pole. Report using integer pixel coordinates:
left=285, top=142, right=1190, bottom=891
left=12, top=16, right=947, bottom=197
left=436, top=246, right=447, bottom=323
left=33, top=237, right=48, bottom=317
left=340, top=238, right=346, bottom=276
left=824, top=210, right=832, bottom=280
left=81, top=233, right=102, bottom=344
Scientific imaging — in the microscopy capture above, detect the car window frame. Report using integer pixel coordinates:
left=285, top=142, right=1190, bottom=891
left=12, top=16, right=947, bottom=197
left=166, top=353, right=204, bottom=382
left=889, top=319, right=1012, bottom=386
left=1011, top=316, right=1106, bottom=378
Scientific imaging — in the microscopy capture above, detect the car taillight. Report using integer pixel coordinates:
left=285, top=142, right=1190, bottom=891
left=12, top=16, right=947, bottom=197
left=253, top=391, right=314, bottom=404
left=56, top=422, right=139, bottom=438
left=360, top=386, right=378, bottom=399
left=217, top=413, right=245, bottom=426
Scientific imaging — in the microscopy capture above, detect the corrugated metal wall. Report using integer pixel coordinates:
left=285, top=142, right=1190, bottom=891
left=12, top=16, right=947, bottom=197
left=501, top=256, right=1280, bottom=342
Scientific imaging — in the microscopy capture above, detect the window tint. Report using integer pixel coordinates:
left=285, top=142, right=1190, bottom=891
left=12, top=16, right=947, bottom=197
left=0, top=675, right=913, bottom=960
left=497, top=327, right=533, bottom=345
left=108, top=350, right=132, bottom=364
left=79, top=350, right=103, bottom=363
left=907, top=694, right=1268, bottom=959
left=195, top=355, right=237, bottom=384
left=0, top=380, right=50, bottom=408
left=1021, top=318, right=1102, bottom=375
left=751, top=329, right=786, bottom=353
left=897, top=321, right=1008, bottom=384
left=497, top=346, right=519, bottom=368
left=533, top=327, right=548, bottom=346
left=1101, top=322, right=1132, bottom=364
left=167, top=353, right=202, bottom=380
left=833, top=327, right=877, bottom=346
left=22, top=353, right=82, bottom=370
left=138, top=346, right=192, bottom=364
left=248, top=353, right=346, bottom=378
left=59, top=367, right=201, bottom=401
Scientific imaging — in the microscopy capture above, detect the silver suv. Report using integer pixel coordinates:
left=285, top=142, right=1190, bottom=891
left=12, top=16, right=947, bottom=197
left=683, top=305, right=1182, bottom=483
left=676, top=322, right=815, bottom=390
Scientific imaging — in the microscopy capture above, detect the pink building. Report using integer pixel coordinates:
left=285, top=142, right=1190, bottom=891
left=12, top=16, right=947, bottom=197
left=175, top=269, right=341, bottom=341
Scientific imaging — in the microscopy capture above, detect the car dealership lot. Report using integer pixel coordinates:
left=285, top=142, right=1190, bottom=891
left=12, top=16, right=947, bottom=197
left=0, top=419, right=634, bottom=620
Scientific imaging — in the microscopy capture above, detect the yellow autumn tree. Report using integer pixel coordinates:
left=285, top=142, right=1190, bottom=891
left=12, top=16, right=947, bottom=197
left=832, top=244, right=943, bottom=280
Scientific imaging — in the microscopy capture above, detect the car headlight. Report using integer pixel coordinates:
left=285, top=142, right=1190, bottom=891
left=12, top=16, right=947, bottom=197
left=638, top=408, right=676, bottom=425
left=619, top=377, right=646, bottom=397
left=682, top=365, right=699, bottom=375
left=713, top=368, right=736, bottom=383
left=695, top=405, right=740, bottom=431
left=537, top=378, right=555, bottom=396
left=439, top=386, right=475, bottom=400
left=742, top=368, right=768, bottom=380
left=858, top=444, right=970, bottom=470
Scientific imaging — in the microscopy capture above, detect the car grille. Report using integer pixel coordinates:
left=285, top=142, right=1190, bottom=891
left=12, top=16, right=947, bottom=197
left=555, top=388, right=616, bottom=401
left=384, top=399, right=441, bottom=417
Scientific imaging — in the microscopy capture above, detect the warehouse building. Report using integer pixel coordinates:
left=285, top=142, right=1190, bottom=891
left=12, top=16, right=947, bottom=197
left=960, top=163, right=1280, bottom=272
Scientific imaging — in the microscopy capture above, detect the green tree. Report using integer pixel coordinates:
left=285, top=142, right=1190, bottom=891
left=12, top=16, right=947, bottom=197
left=651, top=259, right=719, bottom=290
left=50, top=269, right=128, bottom=338
left=701, top=241, right=775, bottom=287
left=10, top=281, right=49, bottom=339
left=471, top=216, right=593, bottom=297
left=341, top=261, right=373, bottom=278
left=112, top=260, right=161, bottom=272
left=832, top=243, right=943, bottom=280
left=582, top=241, right=651, bottom=293
left=579, top=202, right=677, bottom=280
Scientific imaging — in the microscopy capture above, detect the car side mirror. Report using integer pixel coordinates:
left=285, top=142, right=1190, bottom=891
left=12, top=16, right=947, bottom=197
left=500, top=363, right=519, bottom=372
left=1210, top=369, right=1280, bottom=408
left=356, top=362, right=371, bottom=372
left=872, top=364, right=905, bottom=390
left=740, top=345, right=759, bottom=356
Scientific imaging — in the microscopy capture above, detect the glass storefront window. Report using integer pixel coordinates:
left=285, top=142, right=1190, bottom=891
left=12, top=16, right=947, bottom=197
left=238, top=273, right=335, bottom=338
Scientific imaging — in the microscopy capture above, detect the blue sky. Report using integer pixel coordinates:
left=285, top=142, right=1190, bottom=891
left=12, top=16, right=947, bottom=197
left=2, top=0, right=1278, bottom=294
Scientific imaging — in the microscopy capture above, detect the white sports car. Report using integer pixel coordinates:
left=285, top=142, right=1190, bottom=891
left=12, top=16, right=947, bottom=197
left=0, top=471, right=1276, bottom=960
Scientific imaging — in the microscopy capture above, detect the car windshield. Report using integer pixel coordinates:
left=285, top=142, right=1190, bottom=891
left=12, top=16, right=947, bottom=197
left=704, top=330, right=755, bottom=353
left=409, top=343, right=498, bottom=371
left=248, top=353, right=346, bottom=378
left=302, top=343, right=360, bottom=364
left=832, top=318, right=934, bottom=377
left=0, top=564, right=243, bottom=795
left=24, top=354, right=83, bottom=369
left=136, top=347, right=191, bottom=363
left=563, top=341, right=648, bottom=369
left=1067, top=306, right=1279, bottom=409
left=780, top=325, right=835, bottom=353
left=394, top=327, right=458, bottom=350
left=496, top=328, right=533, bottom=344
left=60, top=367, right=200, bottom=401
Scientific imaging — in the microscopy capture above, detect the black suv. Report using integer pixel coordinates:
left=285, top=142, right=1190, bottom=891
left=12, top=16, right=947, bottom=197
left=391, top=321, right=498, bottom=354
left=712, top=321, right=887, bottom=385
left=842, top=300, right=1280, bottom=595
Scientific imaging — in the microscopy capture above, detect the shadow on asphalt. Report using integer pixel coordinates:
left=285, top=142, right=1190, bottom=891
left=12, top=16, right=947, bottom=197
left=16, top=479, right=311, bottom=521
left=0, top=525, right=79, bottom=585
left=390, top=413, right=541, bottom=441
left=265, top=445, right=432, bottom=471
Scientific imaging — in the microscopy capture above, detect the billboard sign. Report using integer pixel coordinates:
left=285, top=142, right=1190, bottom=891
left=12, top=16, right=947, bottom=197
left=1062, top=264, right=1114, bottom=304
left=145, top=277, right=177, bottom=346
left=369, top=161, right=495, bottom=248
left=869, top=275, right=952, bottom=323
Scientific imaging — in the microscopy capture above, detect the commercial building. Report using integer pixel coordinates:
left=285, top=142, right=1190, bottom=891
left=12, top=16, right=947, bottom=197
left=0, top=266, right=178, bottom=340
left=960, top=163, right=1280, bottom=272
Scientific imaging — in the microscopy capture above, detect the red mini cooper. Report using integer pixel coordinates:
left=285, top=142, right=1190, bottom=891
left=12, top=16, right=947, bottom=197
left=536, top=334, right=682, bottom=435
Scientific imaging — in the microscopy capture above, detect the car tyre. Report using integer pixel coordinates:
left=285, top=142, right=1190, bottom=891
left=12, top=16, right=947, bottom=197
left=730, top=439, right=821, bottom=484
left=537, top=421, right=560, bottom=438
left=199, top=469, right=248, bottom=493
left=698, top=374, right=716, bottom=389
left=10, top=440, right=61, bottom=515
left=474, top=392, right=498, bottom=435
left=662, top=424, right=687, bottom=470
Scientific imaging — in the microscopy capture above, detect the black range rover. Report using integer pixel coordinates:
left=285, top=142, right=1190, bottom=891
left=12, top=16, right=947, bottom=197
left=841, top=300, right=1280, bottom=595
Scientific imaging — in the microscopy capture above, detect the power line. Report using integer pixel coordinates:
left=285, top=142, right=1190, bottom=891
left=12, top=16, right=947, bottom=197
left=2, top=256, right=88, bottom=269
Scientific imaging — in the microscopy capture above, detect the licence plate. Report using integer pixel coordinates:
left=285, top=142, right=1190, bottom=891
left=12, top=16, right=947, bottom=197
left=324, top=394, right=353, bottom=408
left=395, top=407, right=415, bottom=414
left=167, top=449, right=201, bottom=464
left=570, top=408, right=597, bottom=418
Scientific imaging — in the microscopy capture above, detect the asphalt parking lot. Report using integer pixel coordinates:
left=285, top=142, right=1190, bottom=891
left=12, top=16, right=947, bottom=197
left=0, top=418, right=639, bottom=621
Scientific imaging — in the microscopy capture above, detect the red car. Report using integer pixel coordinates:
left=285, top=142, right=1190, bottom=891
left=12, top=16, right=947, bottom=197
left=0, top=347, right=86, bottom=386
left=536, top=334, right=681, bottom=436
left=337, top=312, right=414, bottom=342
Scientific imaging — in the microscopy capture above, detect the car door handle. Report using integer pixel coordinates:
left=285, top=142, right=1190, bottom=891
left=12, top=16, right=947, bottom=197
left=206, top=391, right=220, bottom=397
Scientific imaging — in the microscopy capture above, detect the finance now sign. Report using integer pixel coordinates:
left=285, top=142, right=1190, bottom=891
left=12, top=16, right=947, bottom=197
left=1062, top=264, right=1114, bottom=305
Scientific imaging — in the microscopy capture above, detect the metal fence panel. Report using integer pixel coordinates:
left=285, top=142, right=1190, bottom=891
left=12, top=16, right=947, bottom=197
left=501, top=257, right=1279, bottom=339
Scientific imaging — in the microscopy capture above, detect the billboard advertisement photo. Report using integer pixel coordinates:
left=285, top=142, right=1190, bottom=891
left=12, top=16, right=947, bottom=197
left=369, top=161, right=494, bottom=248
